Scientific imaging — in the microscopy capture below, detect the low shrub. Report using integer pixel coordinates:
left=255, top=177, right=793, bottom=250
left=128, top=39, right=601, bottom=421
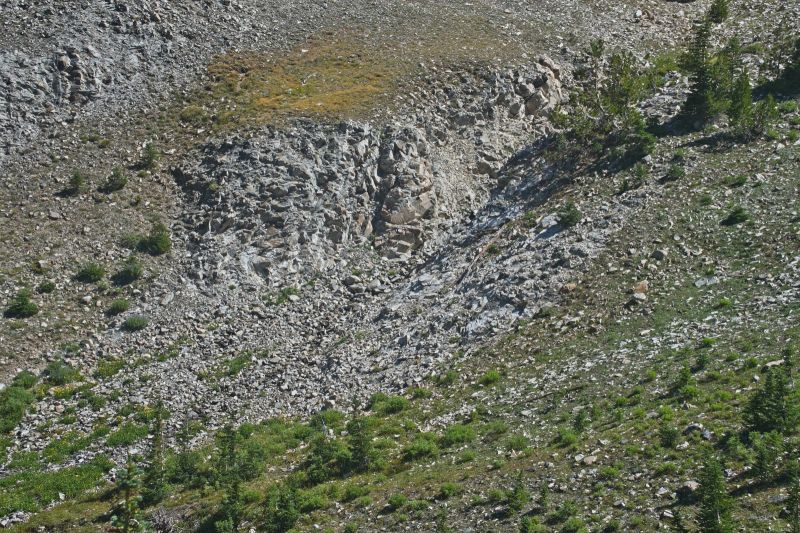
left=479, top=370, right=501, bottom=386
left=122, top=316, right=149, bottom=332
left=108, top=299, right=130, bottom=315
left=113, top=257, right=143, bottom=285
left=45, top=360, right=80, bottom=386
left=99, top=167, right=128, bottom=193
left=139, top=223, right=171, bottom=256
left=440, top=424, right=476, bottom=447
left=4, top=289, right=38, bottom=318
left=75, top=262, right=105, bottom=283
left=558, top=202, right=582, bottom=228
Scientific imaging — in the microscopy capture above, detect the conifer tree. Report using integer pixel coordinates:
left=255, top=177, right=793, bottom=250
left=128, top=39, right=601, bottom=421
left=112, top=454, right=145, bottom=533
left=142, top=401, right=167, bottom=506
left=787, top=460, right=800, bottom=533
left=728, top=68, right=753, bottom=136
left=697, top=455, right=735, bottom=533
left=744, top=366, right=798, bottom=434
left=684, top=18, right=718, bottom=124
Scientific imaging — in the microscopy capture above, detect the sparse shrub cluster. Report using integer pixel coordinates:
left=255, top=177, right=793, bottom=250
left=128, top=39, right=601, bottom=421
left=3, top=288, right=39, bottom=318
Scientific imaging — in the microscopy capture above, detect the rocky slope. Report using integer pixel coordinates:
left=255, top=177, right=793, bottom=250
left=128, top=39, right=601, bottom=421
left=1, top=0, right=799, bottom=530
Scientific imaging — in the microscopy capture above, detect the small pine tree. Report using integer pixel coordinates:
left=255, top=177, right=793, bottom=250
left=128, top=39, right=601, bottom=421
left=142, top=402, right=167, bottom=506
left=347, top=416, right=377, bottom=473
left=728, top=69, right=753, bottom=137
left=744, top=365, right=798, bottom=434
left=684, top=18, right=715, bottom=123
left=111, top=455, right=145, bottom=533
left=672, top=509, right=690, bottom=533
left=264, top=483, right=299, bottom=533
left=751, top=431, right=784, bottom=484
left=697, top=455, right=735, bottom=533
left=214, top=424, right=243, bottom=532
left=788, top=460, right=800, bottom=533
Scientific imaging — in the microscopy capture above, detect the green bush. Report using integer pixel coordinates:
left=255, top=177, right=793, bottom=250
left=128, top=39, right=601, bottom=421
left=139, top=223, right=171, bottom=256
left=664, top=163, right=685, bottom=182
left=438, top=482, right=461, bottom=500
left=67, top=169, right=88, bottom=195
left=140, top=143, right=160, bottom=170
left=122, top=316, right=149, bottom=332
left=557, top=427, right=578, bottom=447
left=369, top=394, right=408, bottom=415
left=113, top=257, right=143, bottom=285
left=440, top=424, right=476, bottom=447
left=100, top=167, right=128, bottom=193
left=4, top=289, right=39, bottom=318
left=263, top=483, right=299, bottom=533
left=402, top=433, right=439, bottom=461
left=45, top=360, right=80, bottom=386
left=558, top=202, right=582, bottom=228
left=659, top=426, right=680, bottom=449
left=505, top=434, right=530, bottom=452
left=387, top=493, right=407, bottom=511
left=37, top=281, right=56, bottom=294
left=75, top=262, right=105, bottom=283
left=721, top=206, right=749, bottom=226
left=0, top=380, right=36, bottom=433
left=479, top=370, right=501, bottom=386
left=108, top=299, right=131, bottom=315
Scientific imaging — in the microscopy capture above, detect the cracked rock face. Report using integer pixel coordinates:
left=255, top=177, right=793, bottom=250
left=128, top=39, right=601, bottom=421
left=173, top=59, right=568, bottom=287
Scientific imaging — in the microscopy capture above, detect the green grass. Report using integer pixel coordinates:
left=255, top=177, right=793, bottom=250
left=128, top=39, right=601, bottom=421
left=106, top=422, right=149, bottom=447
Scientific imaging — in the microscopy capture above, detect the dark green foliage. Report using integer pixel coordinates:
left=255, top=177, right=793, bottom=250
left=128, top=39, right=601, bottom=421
left=67, top=169, right=88, bottom=195
left=788, top=460, right=800, bottom=533
left=76, top=262, right=105, bottom=283
left=113, top=257, right=143, bottom=285
left=347, top=416, right=380, bottom=473
left=122, top=316, right=149, bottom=332
left=302, top=434, right=352, bottom=485
left=708, top=0, right=729, bottom=24
left=45, top=360, right=80, bottom=386
left=213, top=425, right=244, bottom=532
left=368, top=393, right=408, bottom=415
left=140, top=143, right=160, bottom=170
left=744, top=365, right=798, bottom=433
left=550, top=47, right=656, bottom=168
left=111, top=455, right=145, bottom=533
left=751, top=431, right=783, bottom=483
left=558, top=202, right=582, bottom=228
left=37, top=281, right=55, bottom=294
left=387, top=493, right=407, bottom=511
left=751, top=94, right=778, bottom=137
left=659, top=426, right=680, bottom=449
left=4, top=288, right=39, bottom=318
left=697, top=455, right=735, bottom=533
left=263, top=483, right=299, bottom=533
left=0, top=374, right=37, bottom=433
left=728, top=70, right=753, bottom=137
left=138, top=223, right=172, bottom=256
left=108, top=299, right=131, bottom=315
left=441, top=424, right=476, bottom=447
left=402, top=433, right=439, bottom=461
left=141, top=402, right=167, bottom=506
left=507, top=474, right=531, bottom=513
left=664, top=163, right=685, bottom=182
left=720, top=206, right=749, bottom=226
left=683, top=18, right=715, bottom=123
left=100, top=167, right=128, bottom=193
